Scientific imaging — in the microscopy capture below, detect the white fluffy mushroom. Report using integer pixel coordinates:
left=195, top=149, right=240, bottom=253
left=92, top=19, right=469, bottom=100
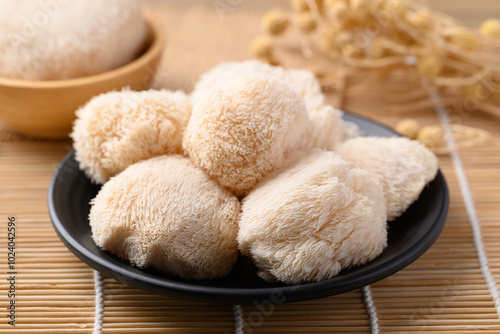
left=192, top=60, right=323, bottom=110
left=238, top=149, right=388, bottom=285
left=0, top=0, right=147, bottom=80
left=336, top=137, right=439, bottom=221
left=183, top=73, right=311, bottom=197
left=90, top=155, right=241, bottom=280
left=191, top=60, right=353, bottom=150
left=71, top=89, right=191, bottom=184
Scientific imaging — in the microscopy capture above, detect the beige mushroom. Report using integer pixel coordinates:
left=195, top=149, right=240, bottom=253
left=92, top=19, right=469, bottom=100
left=90, top=155, right=240, bottom=280
left=0, top=0, right=146, bottom=80
left=183, top=74, right=311, bottom=197
left=238, top=149, right=387, bottom=284
left=191, top=60, right=354, bottom=151
left=71, top=89, right=191, bottom=184
left=337, top=136, right=438, bottom=221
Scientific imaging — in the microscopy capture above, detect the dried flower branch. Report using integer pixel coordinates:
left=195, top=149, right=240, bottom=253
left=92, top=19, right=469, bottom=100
left=251, top=0, right=500, bottom=118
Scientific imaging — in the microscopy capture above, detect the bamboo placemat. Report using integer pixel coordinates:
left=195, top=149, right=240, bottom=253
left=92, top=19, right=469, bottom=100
left=1, top=0, right=500, bottom=333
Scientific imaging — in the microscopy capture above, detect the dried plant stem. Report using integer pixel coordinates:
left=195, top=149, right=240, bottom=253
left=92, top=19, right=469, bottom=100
left=256, top=0, right=500, bottom=127
left=434, top=67, right=490, bottom=86
left=479, top=102, right=500, bottom=118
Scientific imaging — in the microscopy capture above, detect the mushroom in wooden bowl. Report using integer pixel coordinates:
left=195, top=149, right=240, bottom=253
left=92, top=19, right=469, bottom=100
left=0, top=1, right=165, bottom=138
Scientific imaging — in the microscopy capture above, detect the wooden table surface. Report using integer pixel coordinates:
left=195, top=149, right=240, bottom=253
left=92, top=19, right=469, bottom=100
left=1, top=0, right=500, bottom=333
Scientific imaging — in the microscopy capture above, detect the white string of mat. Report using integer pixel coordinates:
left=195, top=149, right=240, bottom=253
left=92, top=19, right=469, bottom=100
left=362, top=285, right=380, bottom=334
left=429, top=89, right=500, bottom=319
left=93, top=270, right=105, bottom=334
left=233, top=304, right=245, bottom=334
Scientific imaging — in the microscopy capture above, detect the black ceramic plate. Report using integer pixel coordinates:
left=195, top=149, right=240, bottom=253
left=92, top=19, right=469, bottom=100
left=48, top=112, right=449, bottom=304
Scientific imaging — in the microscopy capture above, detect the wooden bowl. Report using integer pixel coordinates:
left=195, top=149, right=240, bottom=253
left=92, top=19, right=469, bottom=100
left=0, top=10, right=165, bottom=139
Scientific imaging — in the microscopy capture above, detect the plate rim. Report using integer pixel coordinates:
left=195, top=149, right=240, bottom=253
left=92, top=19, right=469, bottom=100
left=47, top=111, right=450, bottom=304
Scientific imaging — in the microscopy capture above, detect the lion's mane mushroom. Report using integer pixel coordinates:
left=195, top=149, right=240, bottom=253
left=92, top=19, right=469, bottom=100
left=191, top=60, right=323, bottom=110
left=183, top=74, right=311, bottom=197
left=0, top=0, right=147, bottom=80
left=71, top=89, right=191, bottom=184
left=90, top=155, right=240, bottom=280
left=191, top=60, right=354, bottom=150
left=337, top=136, right=439, bottom=221
left=238, top=149, right=388, bottom=285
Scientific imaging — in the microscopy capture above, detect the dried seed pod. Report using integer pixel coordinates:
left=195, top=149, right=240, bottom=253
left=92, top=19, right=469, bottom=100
left=449, top=32, right=479, bottom=51
left=417, top=125, right=444, bottom=149
left=250, top=36, right=273, bottom=58
left=191, top=60, right=326, bottom=111
left=407, top=10, right=431, bottom=30
left=395, top=119, right=421, bottom=139
left=326, top=0, right=347, bottom=19
left=417, top=55, right=442, bottom=77
left=320, top=26, right=339, bottom=54
left=291, top=0, right=309, bottom=12
left=298, top=12, right=317, bottom=32
left=370, top=38, right=390, bottom=58
left=311, top=67, right=327, bottom=79
left=342, top=11, right=370, bottom=29
left=262, top=9, right=290, bottom=35
left=480, top=18, right=500, bottom=38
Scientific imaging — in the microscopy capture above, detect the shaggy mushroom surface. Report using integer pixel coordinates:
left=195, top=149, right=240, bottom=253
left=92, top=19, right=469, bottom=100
left=337, top=137, right=439, bottom=221
left=191, top=60, right=353, bottom=150
left=90, top=155, right=240, bottom=280
left=238, top=149, right=388, bottom=284
left=72, top=89, right=191, bottom=184
left=0, top=0, right=146, bottom=80
left=183, top=74, right=311, bottom=196
left=191, top=60, right=324, bottom=111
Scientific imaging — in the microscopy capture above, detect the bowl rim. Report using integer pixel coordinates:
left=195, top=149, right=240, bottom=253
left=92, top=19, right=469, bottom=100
left=0, top=10, right=164, bottom=89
